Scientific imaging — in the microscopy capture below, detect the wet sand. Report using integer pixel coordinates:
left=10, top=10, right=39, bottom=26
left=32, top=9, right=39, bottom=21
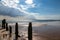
left=32, top=21, right=60, bottom=40
left=17, top=21, right=60, bottom=40
left=0, top=21, right=60, bottom=40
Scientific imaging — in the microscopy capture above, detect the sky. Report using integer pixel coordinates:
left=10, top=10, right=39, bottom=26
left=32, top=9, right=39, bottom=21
left=0, top=0, right=60, bottom=21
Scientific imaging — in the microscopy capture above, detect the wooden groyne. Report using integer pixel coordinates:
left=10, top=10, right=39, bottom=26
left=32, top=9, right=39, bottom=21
left=15, top=23, right=19, bottom=40
left=0, top=19, right=32, bottom=40
left=28, top=22, right=32, bottom=40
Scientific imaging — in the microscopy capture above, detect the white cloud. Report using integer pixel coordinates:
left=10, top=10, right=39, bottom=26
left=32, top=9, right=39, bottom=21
left=24, top=0, right=36, bottom=9
left=25, top=0, right=33, bottom=4
left=1, top=0, right=60, bottom=20
left=20, top=4, right=36, bottom=10
left=13, top=0, right=19, bottom=3
left=20, top=5, right=29, bottom=10
left=2, top=0, right=19, bottom=3
left=1, top=0, right=36, bottom=10
left=1, top=0, right=35, bottom=9
left=1, top=0, right=19, bottom=8
left=0, top=15, right=34, bottom=21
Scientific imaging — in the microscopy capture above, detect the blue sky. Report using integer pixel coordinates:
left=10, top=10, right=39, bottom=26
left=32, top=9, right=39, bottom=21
left=27, top=0, right=60, bottom=15
left=0, top=0, right=60, bottom=21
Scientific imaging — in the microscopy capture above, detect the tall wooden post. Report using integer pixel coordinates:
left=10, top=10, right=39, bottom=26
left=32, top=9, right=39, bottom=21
left=6, top=23, right=8, bottom=31
left=2, top=20, right=3, bottom=29
left=28, top=22, right=32, bottom=40
left=9, top=26, right=12, bottom=37
left=2, top=19, right=6, bottom=29
left=15, top=23, right=18, bottom=40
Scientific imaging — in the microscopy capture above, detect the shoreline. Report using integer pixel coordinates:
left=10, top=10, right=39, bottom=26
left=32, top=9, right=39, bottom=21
left=0, top=21, right=60, bottom=40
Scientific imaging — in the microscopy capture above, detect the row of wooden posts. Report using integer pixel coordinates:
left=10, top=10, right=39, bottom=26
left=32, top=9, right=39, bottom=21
left=0, top=19, right=32, bottom=40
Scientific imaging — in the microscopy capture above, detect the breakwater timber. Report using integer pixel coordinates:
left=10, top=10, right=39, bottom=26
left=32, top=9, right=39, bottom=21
left=0, top=19, right=32, bottom=40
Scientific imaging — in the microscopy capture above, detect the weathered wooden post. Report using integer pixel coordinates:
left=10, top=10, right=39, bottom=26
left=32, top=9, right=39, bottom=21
left=28, top=22, right=32, bottom=40
left=15, top=23, right=18, bottom=40
left=9, top=26, right=12, bottom=37
left=2, top=19, right=6, bottom=29
left=9, top=26, right=12, bottom=40
left=2, top=19, right=3, bottom=29
left=6, top=23, right=8, bottom=31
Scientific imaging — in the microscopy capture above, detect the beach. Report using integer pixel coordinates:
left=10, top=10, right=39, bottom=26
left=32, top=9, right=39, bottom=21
left=0, top=21, right=60, bottom=40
